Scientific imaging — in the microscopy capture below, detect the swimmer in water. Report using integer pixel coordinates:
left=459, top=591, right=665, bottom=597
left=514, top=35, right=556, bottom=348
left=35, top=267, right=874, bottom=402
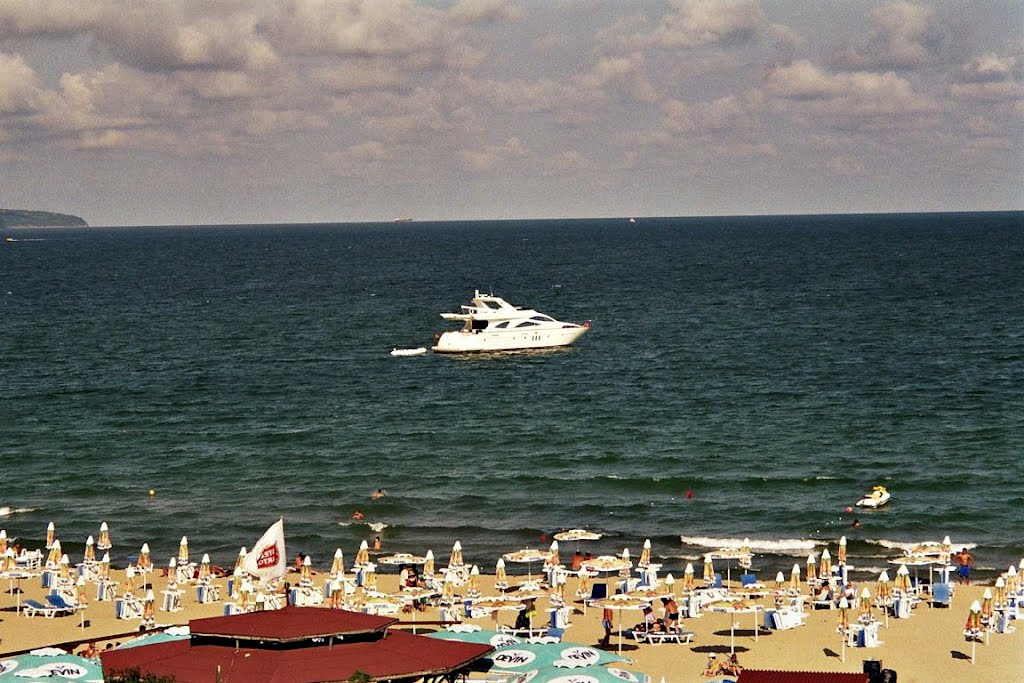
left=371, top=488, right=386, bottom=500
left=352, top=510, right=365, bottom=521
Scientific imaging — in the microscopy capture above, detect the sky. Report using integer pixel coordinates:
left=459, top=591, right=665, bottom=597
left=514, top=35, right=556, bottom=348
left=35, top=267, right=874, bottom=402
left=1, top=0, right=1021, bottom=226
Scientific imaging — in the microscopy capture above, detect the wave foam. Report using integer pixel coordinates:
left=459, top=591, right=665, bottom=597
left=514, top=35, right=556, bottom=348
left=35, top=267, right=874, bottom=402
left=679, top=535, right=819, bottom=553
left=0, top=507, right=35, bottom=517
left=868, top=539, right=977, bottom=553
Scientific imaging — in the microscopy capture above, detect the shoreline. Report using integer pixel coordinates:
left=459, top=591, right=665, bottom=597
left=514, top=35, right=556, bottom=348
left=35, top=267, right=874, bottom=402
left=2, top=559, right=1020, bottom=682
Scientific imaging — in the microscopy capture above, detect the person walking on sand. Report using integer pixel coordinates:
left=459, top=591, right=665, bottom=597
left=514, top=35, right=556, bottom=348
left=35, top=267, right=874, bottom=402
left=953, top=548, right=974, bottom=585
left=600, top=607, right=614, bottom=648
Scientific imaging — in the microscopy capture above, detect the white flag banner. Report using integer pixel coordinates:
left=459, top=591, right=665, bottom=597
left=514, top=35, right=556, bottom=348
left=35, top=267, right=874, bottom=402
left=242, top=518, right=286, bottom=583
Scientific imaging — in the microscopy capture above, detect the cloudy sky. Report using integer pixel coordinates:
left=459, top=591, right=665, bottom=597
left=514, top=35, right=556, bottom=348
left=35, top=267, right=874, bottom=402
left=1, top=0, right=1021, bottom=226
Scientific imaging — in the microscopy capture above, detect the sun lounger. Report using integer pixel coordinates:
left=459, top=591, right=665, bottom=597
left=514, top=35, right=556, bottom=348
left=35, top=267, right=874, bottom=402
left=45, top=594, right=81, bottom=611
left=22, top=598, right=69, bottom=618
left=640, top=630, right=695, bottom=644
left=498, top=625, right=548, bottom=638
left=930, top=582, right=951, bottom=608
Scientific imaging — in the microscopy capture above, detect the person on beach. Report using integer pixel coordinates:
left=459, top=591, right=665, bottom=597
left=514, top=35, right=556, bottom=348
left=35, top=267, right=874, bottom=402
left=77, top=642, right=99, bottom=659
left=662, top=596, right=680, bottom=633
left=954, top=548, right=974, bottom=585
left=702, top=654, right=719, bottom=677
left=572, top=550, right=583, bottom=571
left=292, top=553, right=307, bottom=573
left=600, top=607, right=614, bottom=648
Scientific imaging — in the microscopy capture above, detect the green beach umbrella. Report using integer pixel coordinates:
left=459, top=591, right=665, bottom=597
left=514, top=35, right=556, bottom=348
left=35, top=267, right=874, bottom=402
left=0, top=648, right=103, bottom=682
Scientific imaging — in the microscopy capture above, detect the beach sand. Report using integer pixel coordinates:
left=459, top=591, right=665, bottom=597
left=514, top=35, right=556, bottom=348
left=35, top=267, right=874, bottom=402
left=1, top=566, right=1020, bottom=682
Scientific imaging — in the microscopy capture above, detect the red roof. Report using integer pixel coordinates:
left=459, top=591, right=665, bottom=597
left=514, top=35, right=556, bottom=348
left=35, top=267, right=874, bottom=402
left=101, top=629, right=494, bottom=683
left=189, top=606, right=397, bottom=642
left=738, top=671, right=870, bottom=683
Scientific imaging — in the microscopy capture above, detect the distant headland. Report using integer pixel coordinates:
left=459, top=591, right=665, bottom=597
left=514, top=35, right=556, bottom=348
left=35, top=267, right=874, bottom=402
left=1, top=208, right=88, bottom=228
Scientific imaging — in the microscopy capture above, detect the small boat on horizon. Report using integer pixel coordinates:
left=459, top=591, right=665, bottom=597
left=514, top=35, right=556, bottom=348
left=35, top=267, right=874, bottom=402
left=432, top=290, right=590, bottom=354
left=390, top=347, right=427, bottom=356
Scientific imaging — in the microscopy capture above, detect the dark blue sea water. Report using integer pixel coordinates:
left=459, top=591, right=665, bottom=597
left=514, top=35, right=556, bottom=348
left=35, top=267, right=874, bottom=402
left=1, top=212, right=1021, bottom=581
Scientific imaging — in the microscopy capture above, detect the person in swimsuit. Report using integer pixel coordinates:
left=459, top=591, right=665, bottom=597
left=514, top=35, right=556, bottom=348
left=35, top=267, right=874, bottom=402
left=953, top=548, right=974, bottom=585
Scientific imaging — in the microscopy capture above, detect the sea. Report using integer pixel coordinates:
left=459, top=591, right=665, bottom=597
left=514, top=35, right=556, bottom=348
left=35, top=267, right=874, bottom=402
left=1, top=212, right=1021, bottom=583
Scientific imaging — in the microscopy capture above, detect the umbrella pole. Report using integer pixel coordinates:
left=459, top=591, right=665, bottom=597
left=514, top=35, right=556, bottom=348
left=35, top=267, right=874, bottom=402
left=618, top=610, right=623, bottom=656
left=841, top=627, right=846, bottom=663
left=971, top=637, right=976, bottom=664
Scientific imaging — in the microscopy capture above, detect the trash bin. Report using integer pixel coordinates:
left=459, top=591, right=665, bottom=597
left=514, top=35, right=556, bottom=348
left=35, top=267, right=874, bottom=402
left=863, top=659, right=882, bottom=676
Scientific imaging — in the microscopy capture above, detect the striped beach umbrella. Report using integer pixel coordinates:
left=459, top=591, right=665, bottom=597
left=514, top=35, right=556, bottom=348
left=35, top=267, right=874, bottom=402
left=331, top=549, right=345, bottom=578
left=468, top=565, right=481, bottom=597
left=83, top=536, right=96, bottom=563
left=664, top=573, right=676, bottom=596
left=0, top=530, right=7, bottom=554
left=895, top=564, right=911, bottom=593
left=423, top=550, right=435, bottom=577
left=143, top=589, right=155, bottom=624
left=860, top=587, right=872, bottom=619
left=76, top=575, right=88, bottom=607
left=449, top=540, right=464, bottom=568
left=330, top=578, right=344, bottom=608
left=1005, top=566, right=1018, bottom=594
left=138, top=543, right=152, bottom=571
left=775, top=571, right=785, bottom=590
left=638, top=539, right=652, bottom=568
left=495, top=557, right=508, bottom=589
left=790, top=564, right=801, bottom=592
left=441, top=570, right=456, bottom=602
left=363, top=564, right=377, bottom=592
left=125, top=565, right=136, bottom=594
left=838, top=536, right=847, bottom=565
left=684, top=563, right=695, bottom=591
left=235, top=547, right=247, bottom=573
left=940, top=535, right=952, bottom=566
left=98, top=522, right=112, bottom=550
left=819, top=549, right=832, bottom=578
left=46, top=522, right=56, bottom=549
left=837, top=596, right=850, bottom=662
left=99, top=553, right=110, bottom=580
left=199, top=553, right=211, bottom=582
left=168, top=558, right=178, bottom=588
left=576, top=567, right=591, bottom=597
left=980, top=588, right=994, bottom=622
left=965, top=600, right=983, bottom=664
left=876, top=571, right=891, bottom=601
left=2, top=549, right=15, bottom=572
left=547, top=540, right=560, bottom=568
left=703, top=555, right=714, bottom=583
left=355, top=540, right=370, bottom=567
left=59, top=554, right=71, bottom=580
left=994, top=577, right=1006, bottom=607
left=301, top=555, right=312, bottom=583
left=46, top=540, right=62, bottom=568
left=806, top=553, right=817, bottom=583
left=178, top=537, right=189, bottom=564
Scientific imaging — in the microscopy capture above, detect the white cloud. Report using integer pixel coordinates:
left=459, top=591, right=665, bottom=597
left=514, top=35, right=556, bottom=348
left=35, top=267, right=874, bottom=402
left=831, top=1, right=940, bottom=70
left=958, top=52, right=1017, bottom=84
left=646, top=0, right=769, bottom=49
left=0, top=52, right=43, bottom=114
left=458, top=136, right=529, bottom=171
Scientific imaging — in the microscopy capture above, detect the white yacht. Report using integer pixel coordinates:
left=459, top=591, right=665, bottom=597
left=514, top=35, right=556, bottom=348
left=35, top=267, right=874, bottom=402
left=432, top=290, right=590, bottom=353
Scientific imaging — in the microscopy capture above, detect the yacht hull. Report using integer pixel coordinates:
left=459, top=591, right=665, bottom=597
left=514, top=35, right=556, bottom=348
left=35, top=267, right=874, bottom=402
left=432, top=326, right=588, bottom=353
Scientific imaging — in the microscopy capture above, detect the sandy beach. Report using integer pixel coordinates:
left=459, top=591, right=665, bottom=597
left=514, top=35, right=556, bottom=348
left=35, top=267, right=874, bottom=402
left=1, top=558, right=1020, bottom=682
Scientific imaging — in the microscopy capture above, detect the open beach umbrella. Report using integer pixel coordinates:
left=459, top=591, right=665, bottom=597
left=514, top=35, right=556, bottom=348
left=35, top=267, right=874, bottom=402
left=838, top=536, right=847, bottom=565
left=806, top=553, right=817, bottom=583
left=504, top=548, right=550, bottom=582
left=638, top=539, right=652, bottom=568
left=0, top=649, right=104, bottom=681
left=790, top=564, right=801, bottom=593
left=708, top=599, right=763, bottom=654
left=46, top=539, right=62, bottom=568
left=581, top=555, right=632, bottom=575
left=592, top=594, right=651, bottom=655
left=553, top=529, right=603, bottom=555
left=330, top=549, right=344, bottom=577
left=98, top=521, right=112, bottom=550
left=683, top=563, right=695, bottom=591
left=377, top=552, right=427, bottom=568
left=355, top=540, right=370, bottom=567
left=178, top=536, right=189, bottom=564
left=83, top=535, right=96, bottom=563
left=45, top=522, right=55, bottom=549
left=449, top=540, right=465, bottom=568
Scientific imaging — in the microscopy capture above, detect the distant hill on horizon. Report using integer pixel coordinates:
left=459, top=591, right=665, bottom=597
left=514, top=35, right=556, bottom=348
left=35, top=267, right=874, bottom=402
left=1, top=208, right=88, bottom=228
